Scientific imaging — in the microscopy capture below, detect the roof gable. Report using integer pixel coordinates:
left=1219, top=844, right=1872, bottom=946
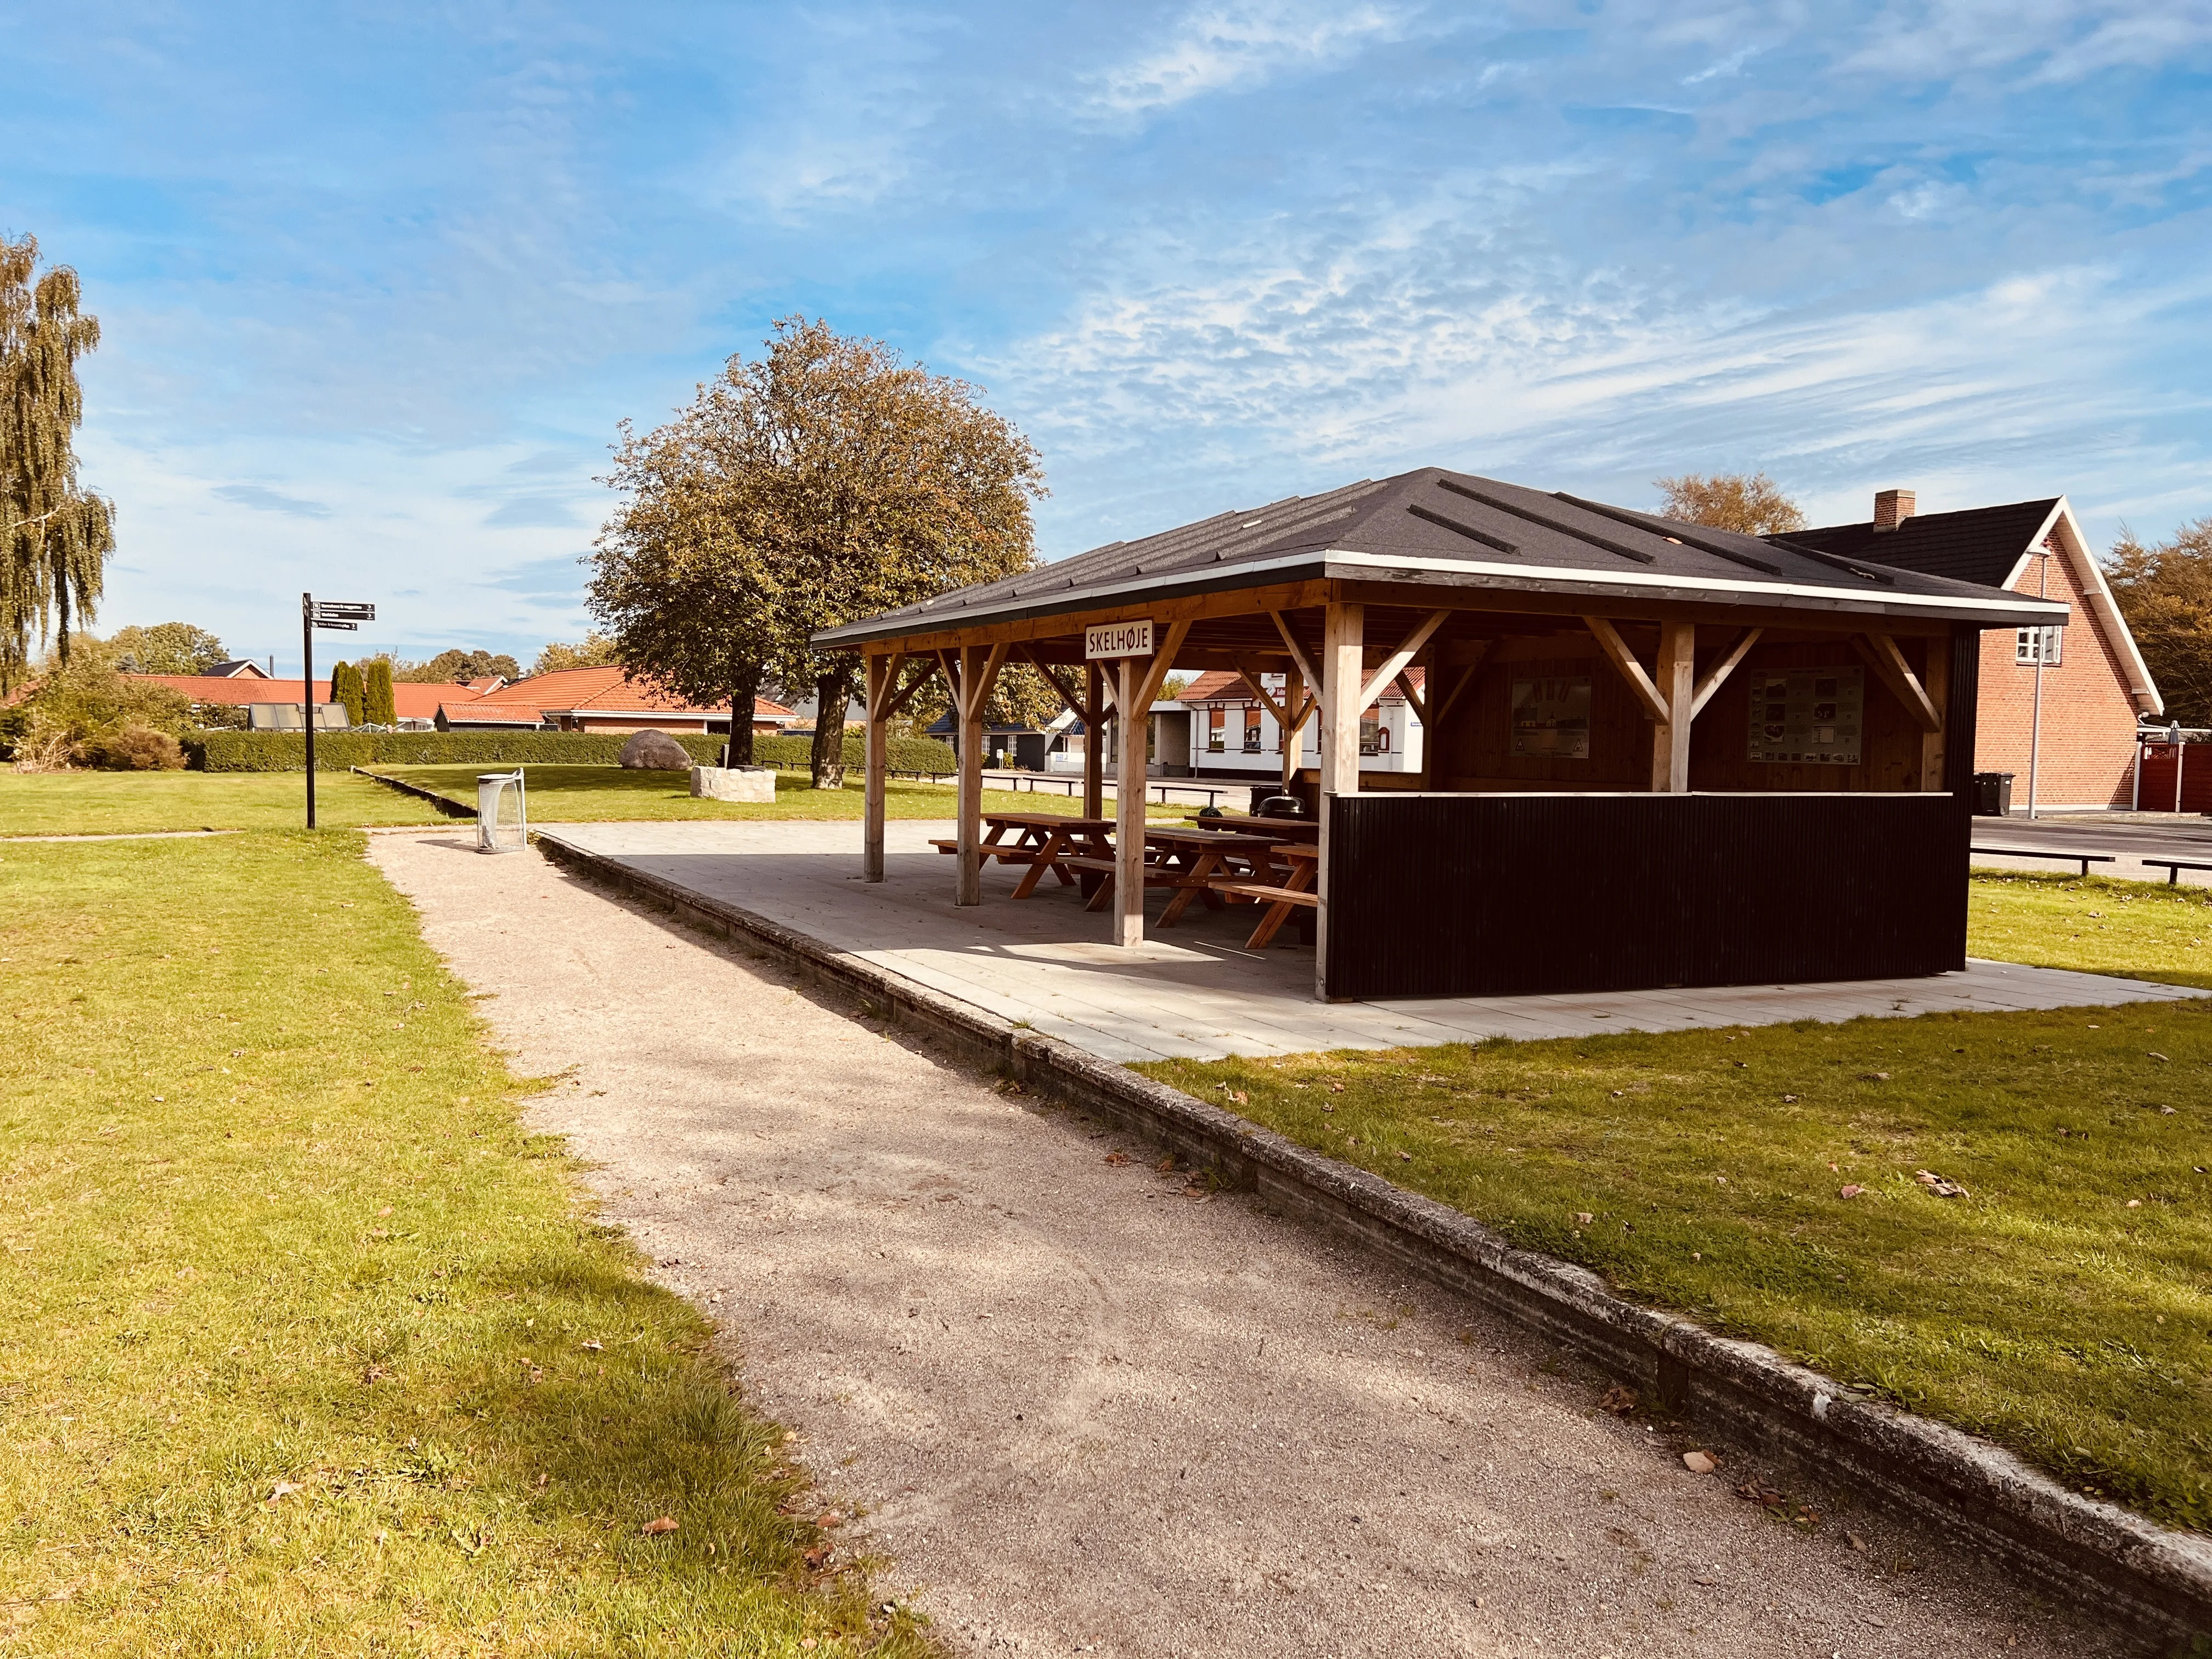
left=1783, top=500, right=2061, bottom=588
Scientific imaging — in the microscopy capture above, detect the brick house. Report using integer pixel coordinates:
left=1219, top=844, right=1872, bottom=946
left=1787, top=490, right=2162, bottom=811
left=1173, top=668, right=1424, bottom=781
left=435, top=665, right=793, bottom=736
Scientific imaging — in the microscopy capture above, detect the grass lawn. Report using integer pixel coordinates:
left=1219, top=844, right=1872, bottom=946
left=1140, top=869, right=2212, bottom=1532
left=369, top=763, right=1183, bottom=822
left=0, top=771, right=447, bottom=837
left=0, top=831, right=928, bottom=1656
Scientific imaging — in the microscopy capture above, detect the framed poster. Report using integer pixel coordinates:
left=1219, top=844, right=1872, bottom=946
left=1511, top=676, right=1591, bottom=758
left=1747, top=666, right=1863, bottom=765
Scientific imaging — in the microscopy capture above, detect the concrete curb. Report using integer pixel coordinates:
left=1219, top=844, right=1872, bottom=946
left=354, top=766, right=474, bottom=820
left=533, top=828, right=2212, bottom=1646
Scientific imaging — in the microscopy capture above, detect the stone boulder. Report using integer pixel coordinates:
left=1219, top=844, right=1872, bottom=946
left=618, top=729, right=694, bottom=770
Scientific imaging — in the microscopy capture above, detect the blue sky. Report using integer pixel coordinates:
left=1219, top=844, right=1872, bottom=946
left=8, top=1, right=2211, bottom=672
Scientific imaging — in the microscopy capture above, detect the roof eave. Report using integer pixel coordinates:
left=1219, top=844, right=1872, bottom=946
left=811, top=546, right=2068, bottom=646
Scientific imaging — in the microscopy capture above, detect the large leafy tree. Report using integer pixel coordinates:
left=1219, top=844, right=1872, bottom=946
left=1, top=235, right=116, bottom=688
left=594, top=318, right=1046, bottom=783
left=392, top=647, right=520, bottom=684
left=1654, top=471, right=1807, bottom=536
left=2109, top=516, right=2212, bottom=726
left=531, top=632, right=618, bottom=676
left=108, top=621, right=228, bottom=674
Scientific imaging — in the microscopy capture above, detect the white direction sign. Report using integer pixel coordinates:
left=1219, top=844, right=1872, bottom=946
left=1084, top=618, right=1154, bottom=659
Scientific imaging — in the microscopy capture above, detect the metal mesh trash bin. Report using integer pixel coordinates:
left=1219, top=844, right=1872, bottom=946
left=476, top=769, right=528, bottom=852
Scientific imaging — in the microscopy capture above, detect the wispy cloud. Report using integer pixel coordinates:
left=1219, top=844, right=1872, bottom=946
left=1091, top=1, right=1414, bottom=115
left=214, top=483, right=332, bottom=518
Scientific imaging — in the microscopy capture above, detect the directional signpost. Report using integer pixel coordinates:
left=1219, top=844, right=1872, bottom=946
left=302, top=594, right=375, bottom=828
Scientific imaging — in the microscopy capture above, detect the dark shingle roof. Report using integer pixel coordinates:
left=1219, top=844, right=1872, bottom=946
left=1780, top=500, right=2060, bottom=589
left=814, top=467, right=2064, bottom=647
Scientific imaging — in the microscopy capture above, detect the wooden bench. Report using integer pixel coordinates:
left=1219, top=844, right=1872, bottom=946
left=1971, top=845, right=2117, bottom=878
left=929, top=838, right=1043, bottom=863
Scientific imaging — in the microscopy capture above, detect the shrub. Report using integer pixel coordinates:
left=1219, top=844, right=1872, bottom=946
left=187, top=728, right=960, bottom=774
left=79, top=725, right=186, bottom=770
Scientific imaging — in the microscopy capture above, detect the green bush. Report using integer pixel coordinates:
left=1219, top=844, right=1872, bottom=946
left=79, top=725, right=187, bottom=770
left=188, top=728, right=958, bottom=774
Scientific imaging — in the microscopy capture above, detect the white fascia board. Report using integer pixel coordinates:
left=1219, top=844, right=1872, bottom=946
left=2042, top=499, right=2164, bottom=716
left=827, top=545, right=2069, bottom=645
left=1316, top=549, right=2069, bottom=620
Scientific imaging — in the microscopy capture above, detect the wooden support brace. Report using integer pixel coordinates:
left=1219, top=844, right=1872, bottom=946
left=1393, top=670, right=1427, bottom=726
left=1690, top=628, right=1763, bottom=720
left=1584, top=617, right=1673, bottom=724
left=1269, top=611, right=1324, bottom=693
left=1430, top=641, right=1492, bottom=727
left=1855, top=633, right=1943, bottom=733
left=1357, top=610, right=1449, bottom=712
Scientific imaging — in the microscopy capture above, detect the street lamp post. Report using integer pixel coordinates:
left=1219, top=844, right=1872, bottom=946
left=302, top=593, right=375, bottom=828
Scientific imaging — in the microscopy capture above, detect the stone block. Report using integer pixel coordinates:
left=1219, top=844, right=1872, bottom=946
left=690, top=765, right=776, bottom=803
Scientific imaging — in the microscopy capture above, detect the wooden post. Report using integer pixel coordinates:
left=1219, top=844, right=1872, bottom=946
left=1115, top=657, right=1146, bottom=946
left=1281, top=661, right=1304, bottom=790
left=1316, top=601, right=1364, bottom=999
left=1083, top=661, right=1104, bottom=821
left=1651, top=621, right=1695, bottom=793
left=949, top=646, right=1004, bottom=906
left=1919, top=636, right=1950, bottom=792
left=863, top=653, right=889, bottom=882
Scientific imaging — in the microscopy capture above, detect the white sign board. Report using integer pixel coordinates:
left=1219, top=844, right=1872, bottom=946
left=1084, top=618, right=1154, bottom=659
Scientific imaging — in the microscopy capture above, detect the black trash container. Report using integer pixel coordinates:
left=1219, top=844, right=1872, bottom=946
left=1972, top=772, right=2014, bottom=816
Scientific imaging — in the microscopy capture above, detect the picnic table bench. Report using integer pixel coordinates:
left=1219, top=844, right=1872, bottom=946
left=1208, top=843, right=1320, bottom=949
left=1076, top=825, right=1292, bottom=925
left=933, top=812, right=1117, bottom=899
left=1186, top=810, right=1319, bottom=840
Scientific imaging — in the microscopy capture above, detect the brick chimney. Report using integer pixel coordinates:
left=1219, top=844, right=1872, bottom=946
left=1873, top=488, right=1916, bottom=532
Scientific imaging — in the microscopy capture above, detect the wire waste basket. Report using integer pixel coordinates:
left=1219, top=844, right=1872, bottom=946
left=476, top=769, right=528, bottom=853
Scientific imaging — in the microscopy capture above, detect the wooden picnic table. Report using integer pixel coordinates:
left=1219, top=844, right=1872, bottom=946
left=1209, top=843, right=1319, bottom=949
left=1077, top=825, right=1290, bottom=926
left=1186, top=810, right=1319, bottom=840
left=932, top=812, right=1118, bottom=899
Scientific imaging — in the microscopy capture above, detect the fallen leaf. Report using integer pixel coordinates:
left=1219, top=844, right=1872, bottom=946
left=2126, top=1199, right=2143, bottom=1209
left=641, top=1516, right=678, bottom=1536
left=2149, top=1052, right=2170, bottom=1063
left=1103, top=1152, right=1132, bottom=1166
left=1328, top=1081, right=1346, bottom=1093
left=1682, top=1451, right=1717, bottom=1475
left=1838, top=1184, right=1865, bottom=1199
left=1861, top=1071, right=1891, bottom=1081
left=581, top=1339, right=603, bottom=1352
left=362, top=1365, right=388, bottom=1384
left=1781, top=1093, right=1799, bottom=1103
left=1914, top=1170, right=1968, bottom=1198
left=1575, top=1211, right=1594, bottom=1225
left=1321, top=1104, right=1335, bottom=1114
left=266, top=1480, right=305, bottom=1506
left=1597, top=1384, right=1638, bottom=1415
left=1397, top=1150, right=1412, bottom=1163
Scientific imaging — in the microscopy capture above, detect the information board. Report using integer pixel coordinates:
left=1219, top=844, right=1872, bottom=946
left=1747, top=666, right=1864, bottom=765
left=1510, top=676, right=1592, bottom=759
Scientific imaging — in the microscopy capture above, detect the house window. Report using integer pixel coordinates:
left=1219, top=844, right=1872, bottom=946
left=1207, top=707, right=1226, bottom=752
left=1359, top=713, right=1380, bottom=757
left=1242, top=707, right=1262, bottom=752
left=2016, top=626, right=2063, bottom=665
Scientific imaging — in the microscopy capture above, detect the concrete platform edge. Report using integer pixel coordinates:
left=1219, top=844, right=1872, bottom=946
left=531, top=827, right=2212, bottom=1646
left=354, top=766, right=476, bottom=819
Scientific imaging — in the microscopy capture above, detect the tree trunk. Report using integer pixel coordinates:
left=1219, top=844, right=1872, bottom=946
left=810, top=665, right=854, bottom=788
left=724, top=661, right=763, bottom=766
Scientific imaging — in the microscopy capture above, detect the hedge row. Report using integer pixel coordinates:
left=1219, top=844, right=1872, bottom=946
left=188, top=729, right=956, bottom=774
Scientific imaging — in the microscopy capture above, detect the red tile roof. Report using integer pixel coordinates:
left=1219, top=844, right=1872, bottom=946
left=1176, top=667, right=1421, bottom=703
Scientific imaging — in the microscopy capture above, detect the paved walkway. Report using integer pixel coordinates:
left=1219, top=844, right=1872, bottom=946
left=532, top=820, right=2197, bottom=1063
left=369, top=829, right=2114, bottom=1659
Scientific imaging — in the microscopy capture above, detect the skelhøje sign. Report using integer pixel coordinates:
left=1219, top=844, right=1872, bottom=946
left=1084, top=618, right=1154, bottom=659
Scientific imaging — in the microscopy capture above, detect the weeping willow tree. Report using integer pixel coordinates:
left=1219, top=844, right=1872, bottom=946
left=1, top=235, right=115, bottom=689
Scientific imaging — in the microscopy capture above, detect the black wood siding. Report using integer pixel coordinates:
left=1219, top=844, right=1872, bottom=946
left=1323, top=791, right=1970, bottom=1001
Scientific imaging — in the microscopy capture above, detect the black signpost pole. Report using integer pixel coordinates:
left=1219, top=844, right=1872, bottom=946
left=302, top=591, right=317, bottom=829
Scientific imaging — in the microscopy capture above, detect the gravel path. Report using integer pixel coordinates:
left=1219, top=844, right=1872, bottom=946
left=370, top=831, right=2118, bottom=1658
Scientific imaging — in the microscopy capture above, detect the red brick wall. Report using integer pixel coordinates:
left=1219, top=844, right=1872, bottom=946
left=1971, top=537, right=2142, bottom=809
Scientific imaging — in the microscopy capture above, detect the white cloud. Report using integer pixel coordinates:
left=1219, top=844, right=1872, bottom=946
left=1841, top=0, right=2212, bottom=84
left=1091, top=1, right=1414, bottom=115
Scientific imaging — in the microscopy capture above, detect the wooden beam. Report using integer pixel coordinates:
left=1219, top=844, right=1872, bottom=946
left=1234, top=661, right=1289, bottom=728
left=1356, top=610, right=1449, bottom=713
left=950, top=644, right=1006, bottom=907
left=1082, top=662, right=1104, bottom=820
left=863, top=653, right=889, bottom=883
left=1855, top=633, right=1943, bottom=734
left=877, top=658, right=938, bottom=723
left=1016, top=646, right=1085, bottom=721
left=1114, top=656, right=1146, bottom=947
left=1584, top=617, right=1672, bottom=724
left=1269, top=611, right=1324, bottom=693
left=1132, top=620, right=1192, bottom=713
left=1430, top=640, right=1492, bottom=727
left=1918, top=636, right=1950, bottom=791
left=1651, top=621, right=1695, bottom=794
left=1393, top=669, right=1427, bottom=726
left=1316, top=601, right=1364, bottom=1001
left=1689, top=628, right=1763, bottom=720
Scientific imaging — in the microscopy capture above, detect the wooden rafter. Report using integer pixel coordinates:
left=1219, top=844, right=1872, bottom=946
left=1689, top=628, right=1763, bottom=720
left=1096, top=621, right=1192, bottom=720
left=1393, top=670, right=1427, bottom=726
left=1357, top=610, right=1449, bottom=712
left=1429, top=641, right=1492, bottom=727
left=1854, top=633, right=1943, bottom=733
left=1015, top=646, right=1089, bottom=721
left=870, top=655, right=940, bottom=723
left=1268, top=611, right=1324, bottom=692
left=1584, top=617, right=1672, bottom=723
